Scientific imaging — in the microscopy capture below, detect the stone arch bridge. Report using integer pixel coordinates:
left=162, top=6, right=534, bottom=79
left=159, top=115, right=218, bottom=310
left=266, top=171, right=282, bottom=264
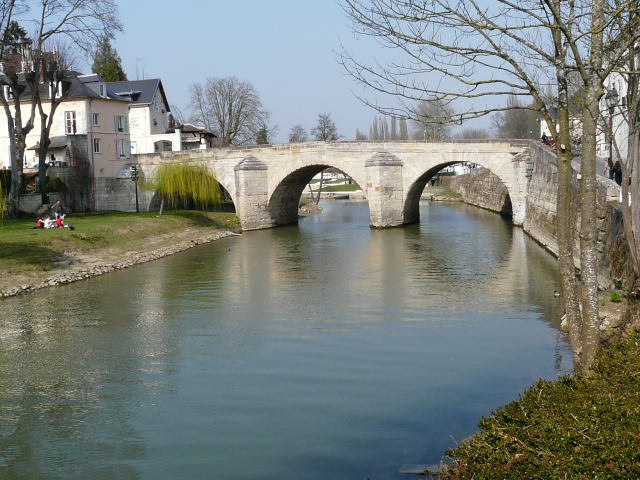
left=135, top=140, right=530, bottom=230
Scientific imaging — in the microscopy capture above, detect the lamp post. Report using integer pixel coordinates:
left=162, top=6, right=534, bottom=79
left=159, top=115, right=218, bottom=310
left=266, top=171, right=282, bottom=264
left=605, top=86, right=619, bottom=180
left=129, top=164, right=139, bottom=213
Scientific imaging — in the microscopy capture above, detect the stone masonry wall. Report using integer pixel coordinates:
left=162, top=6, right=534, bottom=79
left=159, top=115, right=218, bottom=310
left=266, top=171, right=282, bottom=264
left=524, top=142, right=621, bottom=287
left=449, top=168, right=512, bottom=217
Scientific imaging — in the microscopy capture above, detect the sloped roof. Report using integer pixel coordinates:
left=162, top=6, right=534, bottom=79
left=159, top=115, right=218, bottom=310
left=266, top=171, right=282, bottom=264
left=13, top=71, right=129, bottom=102
left=106, top=79, right=169, bottom=109
left=27, top=136, right=68, bottom=150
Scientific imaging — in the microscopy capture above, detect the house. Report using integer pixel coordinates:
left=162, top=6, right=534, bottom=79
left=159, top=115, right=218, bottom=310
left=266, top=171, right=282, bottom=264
left=600, top=72, right=627, bottom=169
left=107, top=78, right=183, bottom=154
left=179, top=123, right=216, bottom=150
left=0, top=71, right=135, bottom=210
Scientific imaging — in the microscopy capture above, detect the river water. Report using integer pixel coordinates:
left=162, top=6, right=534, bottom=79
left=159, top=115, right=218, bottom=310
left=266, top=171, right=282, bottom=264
left=0, top=201, right=570, bottom=480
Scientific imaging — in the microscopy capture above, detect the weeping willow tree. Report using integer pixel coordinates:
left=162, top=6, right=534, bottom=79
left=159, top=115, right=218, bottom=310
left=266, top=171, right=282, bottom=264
left=145, top=162, right=223, bottom=215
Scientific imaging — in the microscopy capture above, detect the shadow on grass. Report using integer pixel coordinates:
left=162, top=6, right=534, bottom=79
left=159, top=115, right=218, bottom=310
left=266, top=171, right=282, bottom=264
left=0, top=242, right=61, bottom=269
left=166, top=210, right=241, bottom=230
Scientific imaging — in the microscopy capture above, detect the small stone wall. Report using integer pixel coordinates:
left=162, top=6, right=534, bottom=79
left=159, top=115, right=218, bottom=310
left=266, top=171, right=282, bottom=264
left=94, top=177, right=147, bottom=212
left=448, top=168, right=512, bottom=216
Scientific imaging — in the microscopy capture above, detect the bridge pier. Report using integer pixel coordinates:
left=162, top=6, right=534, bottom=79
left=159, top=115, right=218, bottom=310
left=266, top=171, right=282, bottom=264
left=234, top=156, right=274, bottom=230
left=366, top=152, right=405, bottom=228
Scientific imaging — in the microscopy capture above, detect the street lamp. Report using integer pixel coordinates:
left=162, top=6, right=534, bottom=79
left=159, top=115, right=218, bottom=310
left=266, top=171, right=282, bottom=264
left=129, top=164, right=139, bottom=213
left=605, top=86, right=619, bottom=180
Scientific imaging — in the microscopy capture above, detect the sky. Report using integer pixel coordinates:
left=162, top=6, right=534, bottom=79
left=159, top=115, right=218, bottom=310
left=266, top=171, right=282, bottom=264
left=102, top=0, right=388, bottom=144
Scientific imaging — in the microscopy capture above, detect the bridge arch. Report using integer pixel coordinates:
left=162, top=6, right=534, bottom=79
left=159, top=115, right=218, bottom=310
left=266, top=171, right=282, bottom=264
left=403, top=161, right=514, bottom=224
left=268, top=164, right=367, bottom=226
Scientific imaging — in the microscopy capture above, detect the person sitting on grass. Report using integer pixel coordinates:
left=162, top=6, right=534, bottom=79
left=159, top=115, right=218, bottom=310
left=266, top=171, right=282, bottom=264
left=55, top=214, right=75, bottom=230
left=36, top=216, right=44, bottom=229
left=43, top=215, right=56, bottom=228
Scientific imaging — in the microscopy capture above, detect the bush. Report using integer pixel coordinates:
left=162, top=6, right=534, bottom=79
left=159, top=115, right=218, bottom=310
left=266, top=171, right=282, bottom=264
left=44, top=176, right=66, bottom=193
left=610, top=292, right=623, bottom=303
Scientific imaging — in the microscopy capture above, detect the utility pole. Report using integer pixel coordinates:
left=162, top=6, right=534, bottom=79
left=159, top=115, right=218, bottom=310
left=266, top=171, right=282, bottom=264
left=129, top=164, right=139, bottom=213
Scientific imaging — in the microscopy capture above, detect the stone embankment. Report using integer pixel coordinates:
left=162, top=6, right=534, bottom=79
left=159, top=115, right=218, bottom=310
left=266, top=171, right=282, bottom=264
left=0, top=229, right=239, bottom=299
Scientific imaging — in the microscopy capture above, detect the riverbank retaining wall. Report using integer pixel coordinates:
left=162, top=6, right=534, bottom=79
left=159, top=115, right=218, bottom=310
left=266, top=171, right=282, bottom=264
left=449, top=141, right=625, bottom=288
left=449, top=168, right=512, bottom=217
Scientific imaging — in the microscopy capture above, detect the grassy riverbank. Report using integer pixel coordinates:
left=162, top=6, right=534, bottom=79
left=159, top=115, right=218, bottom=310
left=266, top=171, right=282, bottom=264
left=0, top=210, right=240, bottom=296
left=439, top=327, right=640, bottom=479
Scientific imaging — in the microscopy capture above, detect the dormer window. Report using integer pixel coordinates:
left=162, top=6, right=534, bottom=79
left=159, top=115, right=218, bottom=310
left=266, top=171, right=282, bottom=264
left=99, top=83, right=107, bottom=98
left=3, top=85, right=14, bottom=100
left=48, top=82, right=62, bottom=99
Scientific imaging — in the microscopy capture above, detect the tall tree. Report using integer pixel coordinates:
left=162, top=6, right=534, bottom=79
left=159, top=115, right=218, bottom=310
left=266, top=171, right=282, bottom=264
left=35, top=48, right=72, bottom=205
left=454, top=128, right=492, bottom=140
left=411, top=99, right=454, bottom=141
left=0, top=17, right=36, bottom=217
left=493, top=95, right=540, bottom=139
left=311, top=112, right=338, bottom=141
left=399, top=117, right=409, bottom=140
left=390, top=116, right=398, bottom=140
left=355, top=128, right=367, bottom=140
left=189, top=76, right=270, bottom=147
left=340, top=0, right=640, bottom=371
left=288, top=124, right=308, bottom=143
left=256, top=123, right=269, bottom=144
left=92, top=35, right=127, bottom=81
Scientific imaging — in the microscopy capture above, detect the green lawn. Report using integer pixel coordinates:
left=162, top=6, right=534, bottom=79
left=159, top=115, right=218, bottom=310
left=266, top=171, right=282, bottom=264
left=0, top=210, right=239, bottom=273
left=320, top=183, right=362, bottom=192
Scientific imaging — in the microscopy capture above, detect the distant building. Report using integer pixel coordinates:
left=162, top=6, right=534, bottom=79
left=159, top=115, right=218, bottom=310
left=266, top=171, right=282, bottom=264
left=179, top=123, right=216, bottom=150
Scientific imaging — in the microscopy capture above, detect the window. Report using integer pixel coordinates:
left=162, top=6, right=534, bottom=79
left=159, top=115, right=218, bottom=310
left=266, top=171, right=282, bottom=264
left=92, top=112, right=100, bottom=126
left=3, top=85, right=13, bottom=100
left=65, top=111, right=77, bottom=135
left=99, top=83, right=107, bottom=98
left=114, top=115, right=127, bottom=133
left=93, top=137, right=101, bottom=153
left=116, top=139, right=129, bottom=158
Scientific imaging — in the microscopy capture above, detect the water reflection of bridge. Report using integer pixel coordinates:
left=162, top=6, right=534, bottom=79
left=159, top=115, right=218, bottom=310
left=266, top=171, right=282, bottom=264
left=136, top=140, right=529, bottom=230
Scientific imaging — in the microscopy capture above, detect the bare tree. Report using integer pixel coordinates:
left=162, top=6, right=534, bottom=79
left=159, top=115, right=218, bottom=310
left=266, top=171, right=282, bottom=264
left=340, top=0, right=640, bottom=371
left=0, top=0, right=121, bottom=216
left=189, top=76, right=270, bottom=147
left=399, top=117, right=409, bottom=140
left=493, top=95, right=540, bottom=139
left=288, top=124, right=308, bottom=143
left=311, top=112, right=339, bottom=141
left=35, top=47, right=75, bottom=204
left=411, top=99, right=454, bottom=140
left=355, top=128, right=367, bottom=140
left=454, top=128, right=492, bottom=140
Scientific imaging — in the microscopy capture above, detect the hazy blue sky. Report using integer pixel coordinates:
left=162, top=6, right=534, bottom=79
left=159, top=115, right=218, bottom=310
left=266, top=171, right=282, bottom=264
left=108, top=0, right=384, bottom=143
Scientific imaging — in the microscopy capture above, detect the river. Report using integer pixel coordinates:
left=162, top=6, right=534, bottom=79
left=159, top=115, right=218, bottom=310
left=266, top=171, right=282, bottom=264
left=0, top=200, right=571, bottom=480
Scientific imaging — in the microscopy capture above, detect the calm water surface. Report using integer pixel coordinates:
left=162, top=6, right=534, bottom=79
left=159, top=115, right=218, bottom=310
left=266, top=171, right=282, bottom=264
left=0, top=201, right=571, bottom=479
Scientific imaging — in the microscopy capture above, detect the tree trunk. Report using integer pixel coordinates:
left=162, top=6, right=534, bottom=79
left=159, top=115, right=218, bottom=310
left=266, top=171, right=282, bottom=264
left=576, top=85, right=602, bottom=372
left=551, top=11, right=582, bottom=371
left=314, top=171, right=324, bottom=205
